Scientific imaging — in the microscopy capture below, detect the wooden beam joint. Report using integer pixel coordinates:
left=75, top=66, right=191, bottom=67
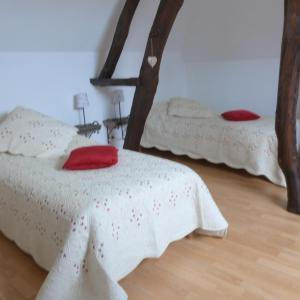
left=90, top=78, right=141, bottom=87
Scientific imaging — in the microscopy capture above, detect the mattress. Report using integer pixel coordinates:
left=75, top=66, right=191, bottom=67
left=141, top=102, right=300, bottom=187
left=0, top=135, right=228, bottom=300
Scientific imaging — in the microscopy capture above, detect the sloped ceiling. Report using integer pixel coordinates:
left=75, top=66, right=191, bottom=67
left=181, top=0, right=283, bottom=61
left=0, top=0, right=125, bottom=52
left=0, top=0, right=283, bottom=60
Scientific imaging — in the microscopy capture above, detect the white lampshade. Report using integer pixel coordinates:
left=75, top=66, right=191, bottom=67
left=74, top=93, right=89, bottom=109
left=111, top=90, right=125, bottom=105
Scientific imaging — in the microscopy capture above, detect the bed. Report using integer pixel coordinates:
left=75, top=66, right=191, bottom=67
left=0, top=134, right=228, bottom=300
left=141, top=101, right=300, bottom=187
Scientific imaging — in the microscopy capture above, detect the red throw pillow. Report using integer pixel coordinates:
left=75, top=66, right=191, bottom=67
left=221, top=110, right=260, bottom=121
left=63, top=146, right=118, bottom=170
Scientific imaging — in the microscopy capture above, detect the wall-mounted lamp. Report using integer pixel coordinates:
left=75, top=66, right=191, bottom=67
left=74, top=93, right=89, bottom=125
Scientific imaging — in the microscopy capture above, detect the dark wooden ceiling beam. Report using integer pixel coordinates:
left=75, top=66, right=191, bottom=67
left=276, top=0, right=300, bottom=213
left=96, top=0, right=140, bottom=80
left=124, top=0, right=184, bottom=150
left=90, top=0, right=184, bottom=151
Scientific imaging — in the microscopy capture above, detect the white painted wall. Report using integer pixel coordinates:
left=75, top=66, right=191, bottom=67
left=0, top=52, right=109, bottom=142
left=180, top=0, right=284, bottom=116
left=0, top=0, right=187, bottom=144
left=0, top=0, right=287, bottom=140
left=0, top=50, right=186, bottom=143
left=185, top=58, right=281, bottom=116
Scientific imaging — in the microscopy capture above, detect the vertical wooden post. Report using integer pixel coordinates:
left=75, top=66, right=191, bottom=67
left=124, top=0, right=184, bottom=150
left=276, top=0, right=300, bottom=213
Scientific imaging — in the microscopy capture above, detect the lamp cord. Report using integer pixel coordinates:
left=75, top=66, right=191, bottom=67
left=83, top=107, right=86, bottom=125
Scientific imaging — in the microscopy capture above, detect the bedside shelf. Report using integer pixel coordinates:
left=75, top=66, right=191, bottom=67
left=103, top=116, right=129, bottom=144
left=76, top=121, right=102, bottom=138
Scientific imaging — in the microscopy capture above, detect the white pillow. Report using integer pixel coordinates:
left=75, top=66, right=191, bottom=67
left=167, top=97, right=214, bottom=119
left=0, top=106, right=78, bottom=158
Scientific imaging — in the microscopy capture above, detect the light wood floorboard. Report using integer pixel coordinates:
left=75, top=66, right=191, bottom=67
left=1, top=149, right=300, bottom=300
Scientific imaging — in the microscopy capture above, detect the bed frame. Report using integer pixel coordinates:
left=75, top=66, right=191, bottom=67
left=90, top=0, right=300, bottom=214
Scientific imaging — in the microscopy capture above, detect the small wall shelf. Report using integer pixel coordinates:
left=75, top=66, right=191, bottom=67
left=76, top=121, right=102, bottom=138
left=103, top=116, right=129, bottom=144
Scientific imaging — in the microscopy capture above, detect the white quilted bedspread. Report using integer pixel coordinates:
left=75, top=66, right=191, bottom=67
left=141, top=102, right=300, bottom=187
left=0, top=136, right=228, bottom=300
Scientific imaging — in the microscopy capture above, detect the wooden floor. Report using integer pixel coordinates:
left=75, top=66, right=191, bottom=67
left=1, top=149, right=300, bottom=300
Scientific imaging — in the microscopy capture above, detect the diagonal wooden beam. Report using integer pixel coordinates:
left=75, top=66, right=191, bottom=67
left=124, top=0, right=184, bottom=150
left=97, top=0, right=140, bottom=79
left=276, top=0, right=300, bottom=213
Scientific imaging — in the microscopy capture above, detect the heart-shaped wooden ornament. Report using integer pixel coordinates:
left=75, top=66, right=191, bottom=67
left=147, top=56, right=158, bottom=68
